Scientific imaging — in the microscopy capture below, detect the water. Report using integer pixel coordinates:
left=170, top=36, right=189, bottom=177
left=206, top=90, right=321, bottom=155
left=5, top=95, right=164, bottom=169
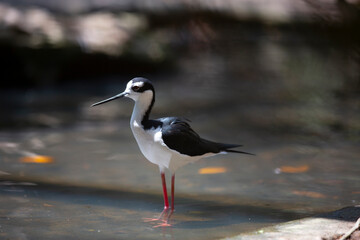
left=0, top=97, right=358, bottom=239
left=0, top=179, right=298, bottom=240
left=0, top=23, right=359, bottom=239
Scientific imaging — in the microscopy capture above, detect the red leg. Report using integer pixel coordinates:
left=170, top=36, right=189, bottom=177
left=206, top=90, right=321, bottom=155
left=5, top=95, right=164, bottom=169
left=143, top=172, right=170, bottom=224
left=151, top=173, right=174, bottom=227
left=171, top=174, right=175, bottom=210
left=144, top=172, right=175, bottom=228
left=154, top=174, right=175, bottom=227
left=161, top=172, right=169, bottom=209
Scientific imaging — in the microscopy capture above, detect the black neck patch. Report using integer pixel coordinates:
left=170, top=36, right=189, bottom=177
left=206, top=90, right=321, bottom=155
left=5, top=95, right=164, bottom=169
left=131, top=77, right=156, bottom=127
left=141, top=119, right=163, bottom=130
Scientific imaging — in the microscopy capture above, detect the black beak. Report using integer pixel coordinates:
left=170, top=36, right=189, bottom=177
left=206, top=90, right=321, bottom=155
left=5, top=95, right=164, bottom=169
left=91, top=92, right=127, bottom=107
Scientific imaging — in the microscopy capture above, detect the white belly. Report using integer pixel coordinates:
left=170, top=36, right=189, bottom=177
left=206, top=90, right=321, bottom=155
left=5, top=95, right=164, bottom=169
left=130, top=120, right=215, bottom=173
left=131, top=123, right=172, bottom=171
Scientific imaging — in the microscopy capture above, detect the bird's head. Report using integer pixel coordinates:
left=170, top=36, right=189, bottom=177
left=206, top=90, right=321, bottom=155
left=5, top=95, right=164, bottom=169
left=91, top=77, right=155, bottom=107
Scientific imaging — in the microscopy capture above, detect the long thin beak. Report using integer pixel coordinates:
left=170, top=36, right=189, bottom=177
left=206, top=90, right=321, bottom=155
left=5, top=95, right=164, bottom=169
left=91, top=92, right=127, bottom=107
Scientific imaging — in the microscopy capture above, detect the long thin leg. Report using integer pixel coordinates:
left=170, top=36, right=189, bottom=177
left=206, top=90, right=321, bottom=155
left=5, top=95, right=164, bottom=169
left=152, top=172, right=173, bottom=227
left=156, top=174, right=175, bottom=227
left=171, top=174, right=175, bottom=210
left=161, top=172, right=169, bottom=209
left=157, top=173, right=174, bottom=225
left=144, top=171, right=175, bottom=228
left=143, top=172, right=170, bottom=224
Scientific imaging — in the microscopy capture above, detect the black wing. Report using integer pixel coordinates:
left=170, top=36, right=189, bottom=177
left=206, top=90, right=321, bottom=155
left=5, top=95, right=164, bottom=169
left=160, top=117, right=251, bottom=156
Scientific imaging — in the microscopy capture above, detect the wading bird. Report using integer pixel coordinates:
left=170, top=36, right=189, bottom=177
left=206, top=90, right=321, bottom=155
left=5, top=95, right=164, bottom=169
left=91, top=77, right=252, bottom=227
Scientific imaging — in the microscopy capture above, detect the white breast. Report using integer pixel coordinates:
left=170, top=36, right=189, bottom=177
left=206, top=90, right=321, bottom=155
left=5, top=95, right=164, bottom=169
left=130, top=121, right=172, bottom=171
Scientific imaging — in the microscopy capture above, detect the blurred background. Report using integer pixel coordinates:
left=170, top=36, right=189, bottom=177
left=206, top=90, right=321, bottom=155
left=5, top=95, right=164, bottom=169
left=0, top=0, right=359, bottom=239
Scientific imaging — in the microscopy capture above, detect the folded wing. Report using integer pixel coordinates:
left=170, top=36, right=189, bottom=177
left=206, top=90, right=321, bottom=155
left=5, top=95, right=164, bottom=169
left=160, top=117, right=251, bottom=156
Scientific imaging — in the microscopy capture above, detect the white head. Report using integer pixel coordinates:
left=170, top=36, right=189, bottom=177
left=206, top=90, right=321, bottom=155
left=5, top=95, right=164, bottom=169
left=91, top=77, right=155, bottom=107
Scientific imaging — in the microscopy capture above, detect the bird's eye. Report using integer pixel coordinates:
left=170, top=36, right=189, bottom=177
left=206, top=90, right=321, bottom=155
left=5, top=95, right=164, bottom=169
left=132, top=86, right=140, bottom=91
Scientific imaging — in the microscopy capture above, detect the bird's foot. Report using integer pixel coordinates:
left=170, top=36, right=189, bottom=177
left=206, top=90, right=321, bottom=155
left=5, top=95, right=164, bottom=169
left=142, top=208, right=168, bottom=223
left=153, top=221, right=172, bottom=228
left=142, top=217, right=160, bottom=222
left=143, top=208, right=174, bottom=227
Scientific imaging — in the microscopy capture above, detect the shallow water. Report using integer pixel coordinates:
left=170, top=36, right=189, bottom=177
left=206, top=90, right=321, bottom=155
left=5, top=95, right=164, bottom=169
left=0, top=97, right=358, bottom=239
left=0, top=178, right=300, bottom=240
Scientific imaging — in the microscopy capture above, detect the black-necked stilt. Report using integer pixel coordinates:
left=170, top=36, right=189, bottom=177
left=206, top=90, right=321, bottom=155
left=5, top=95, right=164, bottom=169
left=91, top=77, right=252, bottom=226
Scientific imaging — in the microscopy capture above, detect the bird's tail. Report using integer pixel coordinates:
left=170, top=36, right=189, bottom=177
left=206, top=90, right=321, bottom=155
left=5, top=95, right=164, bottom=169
left=220, top=143, right=255, bottom=155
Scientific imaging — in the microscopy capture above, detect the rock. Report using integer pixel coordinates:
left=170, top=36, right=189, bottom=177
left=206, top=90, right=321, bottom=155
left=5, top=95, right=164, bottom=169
left=73, top=12, right=146, bottom=55
left=224, top=206, right=360, bottom=240
left=0, top=3, right=146, bottom=55
left=1, top=0, right=359, bottom=24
